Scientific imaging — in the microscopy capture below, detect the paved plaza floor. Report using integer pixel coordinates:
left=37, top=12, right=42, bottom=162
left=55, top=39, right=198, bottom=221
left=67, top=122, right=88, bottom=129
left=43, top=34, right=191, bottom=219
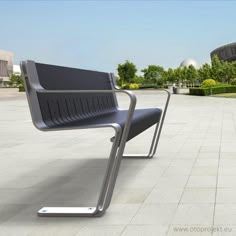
left=0, top=89, right=236, bottom=236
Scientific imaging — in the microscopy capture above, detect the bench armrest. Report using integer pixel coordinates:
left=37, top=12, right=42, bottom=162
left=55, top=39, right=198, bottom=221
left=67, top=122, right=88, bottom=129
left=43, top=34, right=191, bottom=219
left=113, top=87, right=171, bottom=156
left=151, top=89, right=171, bottom=145
left=113, top=87, right=170, bottom=119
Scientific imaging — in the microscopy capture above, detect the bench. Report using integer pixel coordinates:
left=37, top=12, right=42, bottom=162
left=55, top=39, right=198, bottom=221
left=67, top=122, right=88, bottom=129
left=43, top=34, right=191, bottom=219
left=20, top=60, right=170, bottom=217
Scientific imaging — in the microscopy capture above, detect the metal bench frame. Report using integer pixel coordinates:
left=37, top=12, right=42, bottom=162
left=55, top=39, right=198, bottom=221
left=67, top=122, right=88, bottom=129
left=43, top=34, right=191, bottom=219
left=21, top=60, right=170, bottom=217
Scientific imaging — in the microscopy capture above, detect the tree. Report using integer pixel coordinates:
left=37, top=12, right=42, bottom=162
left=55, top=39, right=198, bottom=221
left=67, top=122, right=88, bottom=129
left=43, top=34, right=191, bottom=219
left=179, top=66, right=188, bottom=85
left=230, top=61, right=236, bottom=82
left=8, top=74, right=23, bottom=88
left=166, top=68, right=175, bottom=83
left=117, top=60, right=137, bottom=84
left=186, top=65, right=198, bottom=87
left=221, top=61, right=236, bottom=83
left=211, top=55, right=224, bottom=82
left=173, top=67, right=183, bottom=85
left=141, top=65, right=165, bottom=86
left=198, top=63, right=212, bottom=82
left=116, top=56, right=236, bottom=88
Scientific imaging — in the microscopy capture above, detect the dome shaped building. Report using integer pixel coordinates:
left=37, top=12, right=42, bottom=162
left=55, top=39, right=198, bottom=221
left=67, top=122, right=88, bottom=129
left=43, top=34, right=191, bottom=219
left=180, top=58, right=198, bottom=68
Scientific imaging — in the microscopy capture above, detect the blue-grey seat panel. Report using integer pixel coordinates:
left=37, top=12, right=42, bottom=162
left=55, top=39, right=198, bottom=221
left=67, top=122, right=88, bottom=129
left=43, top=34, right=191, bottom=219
left=54, top=108, right=162, bottom=141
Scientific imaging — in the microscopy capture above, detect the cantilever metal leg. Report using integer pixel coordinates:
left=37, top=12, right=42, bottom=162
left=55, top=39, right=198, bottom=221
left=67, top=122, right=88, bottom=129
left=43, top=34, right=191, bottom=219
left=37, top=87, right=137, bottom=217
left=123, top=121, right=161, bottom=159
left=38, top=125, right=123, bottom=217
left=123, top=89, right=171, bottom=159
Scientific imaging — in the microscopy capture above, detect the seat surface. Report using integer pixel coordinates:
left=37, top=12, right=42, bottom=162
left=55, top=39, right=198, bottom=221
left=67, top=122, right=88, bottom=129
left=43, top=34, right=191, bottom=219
left=53, top=108, right=162, bottom=141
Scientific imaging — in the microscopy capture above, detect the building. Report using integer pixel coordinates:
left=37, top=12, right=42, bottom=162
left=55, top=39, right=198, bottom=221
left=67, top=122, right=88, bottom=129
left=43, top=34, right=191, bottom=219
left=210, top=42, right=236, bottom=62
left=180, top=58, right=199, bottom=68
left=0, top=49, right=14, bottom=87
left=13, top=65, right=21, bottom=75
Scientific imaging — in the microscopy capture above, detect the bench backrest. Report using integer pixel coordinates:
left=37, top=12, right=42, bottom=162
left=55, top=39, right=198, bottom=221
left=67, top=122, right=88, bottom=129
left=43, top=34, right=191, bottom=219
left=20, top=61, right=118, bottom=129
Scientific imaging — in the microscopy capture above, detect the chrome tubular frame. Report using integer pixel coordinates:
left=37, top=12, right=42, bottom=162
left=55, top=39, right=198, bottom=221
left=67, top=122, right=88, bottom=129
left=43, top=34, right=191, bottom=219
left=110, top=74, right=171, bottom=159
left=35, top=89, right=137, bottom=217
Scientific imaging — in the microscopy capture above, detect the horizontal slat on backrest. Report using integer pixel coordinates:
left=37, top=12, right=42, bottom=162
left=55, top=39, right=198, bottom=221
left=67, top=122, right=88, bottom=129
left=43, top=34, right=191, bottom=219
left=35, top=63, right=112, bottom=90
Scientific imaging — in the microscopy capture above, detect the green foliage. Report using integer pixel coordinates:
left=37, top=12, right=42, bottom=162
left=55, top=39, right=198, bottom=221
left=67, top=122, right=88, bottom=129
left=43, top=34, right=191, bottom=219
left=129, top=83, right=139, bottom=89
left=8, top=74, right=24, bottom=88
left=120, top=83, right=139, bottom=89
left=133, top=75, right=145, bottom=84
left=116, top=55, right=236, bottom=92
left=189, top=88, right=210, bottom=96
left=198, top=63, right=212, bottom=82
left=117, top=60, right=137, bottom=84
left=211, top=55, right=224, bottom=81
left=19, top=86, right=25, bottom=92
left=190, top=86, right=236, bottom=96
left=120, top=83, right=129, bottom=89
left=210, top=55, right=236, bottom=83
left=166, top=68, right=175, bottom=82
left=172, top=67, right=182, bottom=83
left=230, top=78, right=236, bottom=85
left=141, top=65, right=165, bottom=86
left=139, top=84, right=156, bottom=89
left=186, top=65, right=198, bottom=86
left=201, top=79, right=216, bottom=88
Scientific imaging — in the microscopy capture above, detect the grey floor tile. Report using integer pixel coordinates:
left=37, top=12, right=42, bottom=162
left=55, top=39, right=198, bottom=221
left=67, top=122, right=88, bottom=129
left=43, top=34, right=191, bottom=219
left=180, top=188, right=216, bottom=204
left=217, top=176, right=236, bottom=188
left=172, top=204, right=214, bottom=225
left=155, top=175, right=189, bottom=189
left=75, top=225, right=125, bottom=236
left=131, top=204, right=177, bottom=225
left=216, top=188, right=236, bottom=204
left=191, top=166, right=218, bottom=176
left=85, top=204, right=141, bottom=225
left=214, top=204, right=236, bottom=225
left=112, top=188, right=152, bottom=204
left=122, top=225, right=169, bottom=236
left=144, top=188, right=184, bottom=204
left=186, top=176, right=217, bottom=188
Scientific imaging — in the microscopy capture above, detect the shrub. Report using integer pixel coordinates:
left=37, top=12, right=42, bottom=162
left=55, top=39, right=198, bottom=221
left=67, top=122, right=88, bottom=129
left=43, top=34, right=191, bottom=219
left=201, top=79, right=216, bottom=88
left=18, top=85, right=25, bottom=92
left=120, top=83, right=139, bottom=89
left=133, top=76, right=145, bottom=84
left=129, top=83, right=139, bottom=89
left=230, top=78, right=236, bottom=85
left=189, top=87, right=209, bottom=96
left=120, top=83, right=129, bottom=89
left=139, top=84, right=156, bottom=89
left=8, top=74, right=24, bottom=88
left=190, top=86, right=236, bottom=96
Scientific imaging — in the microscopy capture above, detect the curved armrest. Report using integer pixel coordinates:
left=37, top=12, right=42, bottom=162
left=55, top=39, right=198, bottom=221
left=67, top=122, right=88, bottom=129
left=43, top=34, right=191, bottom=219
left=112, top=86, right=171, bottom=157
left=153, top=89, right=171, bottom=141
left=152, top=89, right=171, bottom=120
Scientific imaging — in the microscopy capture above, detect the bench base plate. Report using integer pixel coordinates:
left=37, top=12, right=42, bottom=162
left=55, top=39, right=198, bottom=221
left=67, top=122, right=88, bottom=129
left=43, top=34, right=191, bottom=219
left=38, top=207, right=97, bottom=217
